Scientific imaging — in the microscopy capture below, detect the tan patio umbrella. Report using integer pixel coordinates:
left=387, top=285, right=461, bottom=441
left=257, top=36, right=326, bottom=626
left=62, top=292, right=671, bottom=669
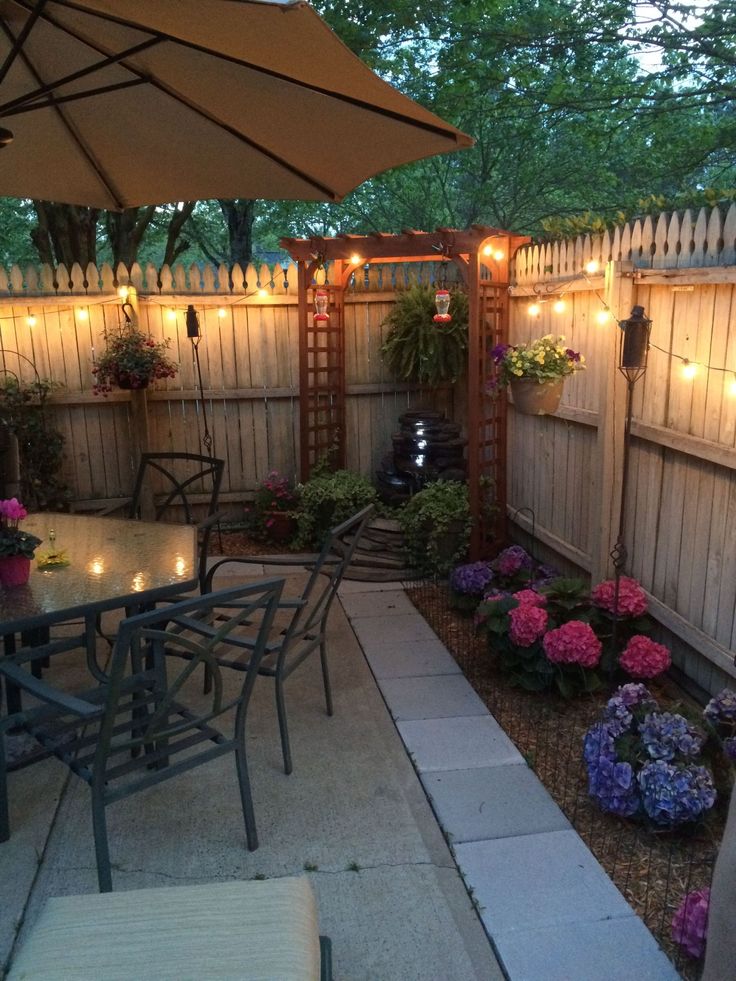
left=0, top=0, right=472, bottom=210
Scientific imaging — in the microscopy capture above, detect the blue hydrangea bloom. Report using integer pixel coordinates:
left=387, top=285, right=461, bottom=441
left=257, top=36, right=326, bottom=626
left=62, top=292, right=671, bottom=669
left=638, top=761, right=716, bottom=826
left=638, top=712, right=704, bottom=761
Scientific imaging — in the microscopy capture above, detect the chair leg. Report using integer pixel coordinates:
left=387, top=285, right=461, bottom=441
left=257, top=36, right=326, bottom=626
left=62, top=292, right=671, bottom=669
left=234, top=740, right=259, bottom=851
left=319, top=639, right=333, bottom=717
left=274, top=675, right=292, bottom=775
left=91, top=789, right=113, bottom=892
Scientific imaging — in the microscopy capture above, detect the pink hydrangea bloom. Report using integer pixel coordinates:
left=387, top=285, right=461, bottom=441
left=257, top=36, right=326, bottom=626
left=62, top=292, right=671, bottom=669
left=671, top=887, right=710, bottom=960
left=543, top=620, right=602, bottom=667
left=509, top=605, right=548, bottom=647
left=591, top=576, right=647, bottom=617
left=0, top=497, right=27, bottom=523
left=619, top=635, right=671, bottom=679
left=512, top=589, right=546, bottom=607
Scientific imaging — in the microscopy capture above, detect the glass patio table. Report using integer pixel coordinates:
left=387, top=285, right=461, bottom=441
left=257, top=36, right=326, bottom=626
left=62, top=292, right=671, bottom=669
left=0, top=513, right=198, bottom=636
left=0, top=513, right=197, bottom=718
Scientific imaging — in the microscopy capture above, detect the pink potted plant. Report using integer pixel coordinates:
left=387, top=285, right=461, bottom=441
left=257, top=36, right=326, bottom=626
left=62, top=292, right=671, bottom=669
left=0, top=497, right=42, bottom=587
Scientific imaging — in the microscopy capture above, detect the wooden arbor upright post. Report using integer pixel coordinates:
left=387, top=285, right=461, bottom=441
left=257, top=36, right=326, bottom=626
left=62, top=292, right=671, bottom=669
left=282, top=228, right=528, bottom=556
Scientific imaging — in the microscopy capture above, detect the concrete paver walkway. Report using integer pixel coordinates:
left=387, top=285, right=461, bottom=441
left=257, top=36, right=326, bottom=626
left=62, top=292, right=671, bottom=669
left=341, top=579, right=680, bottom=981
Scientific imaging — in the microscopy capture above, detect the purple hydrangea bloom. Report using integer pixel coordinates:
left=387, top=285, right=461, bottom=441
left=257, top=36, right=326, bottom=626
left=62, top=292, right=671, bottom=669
left=602, top=684, right=657, bottom=737
left=583, top=722, right=617, bottom=765
left=639, top=712, right=705, bottom=761
left=492, top=545, right=533, bottom=578
left=704, top=688, right=736, bottom=723
left=450, top=561, right=494, bottom=596
left=638, top=761, right=716, bottom=827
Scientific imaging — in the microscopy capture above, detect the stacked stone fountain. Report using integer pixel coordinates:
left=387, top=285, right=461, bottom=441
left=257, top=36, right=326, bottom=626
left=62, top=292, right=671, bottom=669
left=375, top=409, right=467, bottom=505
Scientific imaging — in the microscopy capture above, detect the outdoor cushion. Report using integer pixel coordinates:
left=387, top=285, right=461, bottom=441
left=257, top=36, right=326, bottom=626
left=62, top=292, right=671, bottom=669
left=8, top=877, right=322, bottom=980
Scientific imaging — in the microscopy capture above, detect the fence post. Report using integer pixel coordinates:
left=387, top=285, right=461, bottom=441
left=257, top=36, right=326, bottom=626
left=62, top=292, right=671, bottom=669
left=590, top=260, right=633, bottom=584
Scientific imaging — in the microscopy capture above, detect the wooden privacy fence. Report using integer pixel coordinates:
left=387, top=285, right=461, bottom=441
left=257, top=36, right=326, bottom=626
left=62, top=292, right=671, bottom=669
left=0, top=259, right=461, bottom=510
left=508, top=203, right=736, bottom=694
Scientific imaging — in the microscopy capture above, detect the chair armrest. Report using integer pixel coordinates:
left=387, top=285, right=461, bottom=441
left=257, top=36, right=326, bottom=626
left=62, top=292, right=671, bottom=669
left=0, top=661, right=100, bottom=718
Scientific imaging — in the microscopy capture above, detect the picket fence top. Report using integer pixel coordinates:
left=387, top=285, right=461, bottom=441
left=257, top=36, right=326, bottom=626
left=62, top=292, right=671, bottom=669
left=0, top=204, right=734, bottom=299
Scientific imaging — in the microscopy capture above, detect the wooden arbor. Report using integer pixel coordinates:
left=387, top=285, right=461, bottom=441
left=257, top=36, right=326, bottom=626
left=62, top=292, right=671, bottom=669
left=281, top=227, right=529, bottom=558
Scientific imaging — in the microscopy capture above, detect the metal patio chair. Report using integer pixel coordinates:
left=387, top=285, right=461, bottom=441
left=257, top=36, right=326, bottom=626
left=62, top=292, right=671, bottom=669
left=0, top=578, right=284, bottom=892
left=202, top=504, right=375, bottom=775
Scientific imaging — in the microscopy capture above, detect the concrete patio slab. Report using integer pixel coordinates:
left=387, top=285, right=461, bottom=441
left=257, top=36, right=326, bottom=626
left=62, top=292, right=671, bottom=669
left=378, top=674, right=490, bottom=721
left=339, top=588, right=417, bottom=619
left=361, top=639, right=462, bottom=679
left=397, top=716, right=523, bottom=772
left=493, top=914, right=680, bottom=980
left=453, top=830, right=635, bottom=935
left=1, top=578, right=503, bottom=981
left=421, top=764, right=571, bottom=843
left=350, top=613, right=440, bottom=656
left=338, top=579, right=406, bottom=594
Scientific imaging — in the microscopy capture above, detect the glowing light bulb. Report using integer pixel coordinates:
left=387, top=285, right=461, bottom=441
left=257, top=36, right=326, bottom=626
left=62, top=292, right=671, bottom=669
left=166, top=308, right=177, bottom=321
left=257, top=288, right=269, bottom=298
left=553, top=299, right=566, bottom=314
left=350, top=253, right=363, bottom=266
left=585, top=260, right=599, bottom=274
left=681, top=360, right=697, bottom=380
left=528, top=302, right=541, bottom=317
left=482, top=245, right=493, bottom=256
left=117, top=285, right=130, bottom=299
left=729, top=375, right=736, bottom=397
left=596, top=309, right=611, bottom=325
left=217, top=307, right=226, bottom=318
left=76, top=307, right=89, bottom=321
left=493, top=249, right=505, bottom=262
left=26, top=314, right=36, bottom=327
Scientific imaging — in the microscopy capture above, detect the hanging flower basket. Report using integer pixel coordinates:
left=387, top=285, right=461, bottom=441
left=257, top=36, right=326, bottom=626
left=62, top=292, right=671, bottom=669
left=509, top=377, right=565, bottom=415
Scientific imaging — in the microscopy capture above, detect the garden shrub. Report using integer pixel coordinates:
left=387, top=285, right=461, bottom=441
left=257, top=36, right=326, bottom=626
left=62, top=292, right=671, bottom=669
left=399, top=480, right=470, bottom=577
left=293, top=469, right=378, bottom=549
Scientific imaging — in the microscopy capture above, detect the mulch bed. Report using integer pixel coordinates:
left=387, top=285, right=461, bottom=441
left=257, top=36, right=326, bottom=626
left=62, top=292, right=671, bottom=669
left=406, top=580, right=726, bottom=979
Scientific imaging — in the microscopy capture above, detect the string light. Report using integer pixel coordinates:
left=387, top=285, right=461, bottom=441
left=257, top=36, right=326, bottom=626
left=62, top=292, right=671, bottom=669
left=585, top=260, right=599, bottom=274
left=257, top=288, right=269, bottom=298
left=75, top=307, right=89, bottom=321
left=26, top=314, right=36, bottom=327
left=217, top=307, right=226, bottom=318
left=482, top=245, right=505, bottom=261
left=681, top=359, right=698, bottom=380
left=166, top=308, right=177, bottom=321
left=553, top=298, right=566, bottom=314
left=350, top=253, right=363, bottom=265
left=596, top=309, right=611, bottom=325
left=729, top=375, right=736, bottom=397
left=528, top=302, right=541, bottom=317
left=117, top=285, right=130, bottom=299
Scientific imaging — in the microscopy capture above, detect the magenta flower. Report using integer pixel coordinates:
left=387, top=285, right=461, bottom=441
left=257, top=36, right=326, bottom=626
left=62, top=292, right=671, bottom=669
left=509, top=605, right=548, bottom=647
left=0, top=497, right=28, bottom=523
left=543, top=620, right=602, bottom=667
left=671, top=887, right=710, bottom=959
left=591, top=576, right=648, bottom=617
left=512, top=588, right=546, bottom=607
left=619, top=635, right=671, bottom=679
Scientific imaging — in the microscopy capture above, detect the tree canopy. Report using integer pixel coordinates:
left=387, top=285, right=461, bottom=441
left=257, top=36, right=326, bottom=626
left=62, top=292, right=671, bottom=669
left=0, top=0, right=734, bottom=268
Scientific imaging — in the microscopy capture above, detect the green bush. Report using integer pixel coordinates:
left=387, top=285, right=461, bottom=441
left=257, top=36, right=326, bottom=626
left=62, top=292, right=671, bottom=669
left=0, top=377, right=68, bottom=510
left=293, top=469, right=378, bottom=549
left=399, top=480, right=471, bottom=576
